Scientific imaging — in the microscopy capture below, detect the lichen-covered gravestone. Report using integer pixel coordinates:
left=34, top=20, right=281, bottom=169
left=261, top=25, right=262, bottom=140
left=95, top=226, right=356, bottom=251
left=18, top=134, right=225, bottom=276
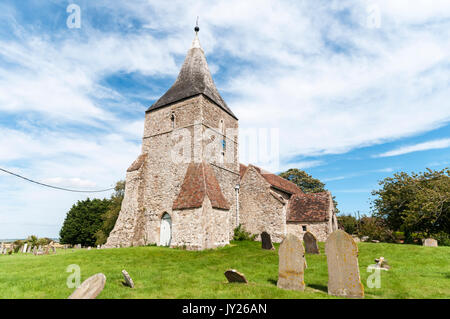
left=261, top=231, right=274, bottom=250
left=303, top=231, right=320, bottom=254
left=325, top=230, right=364, bottom=298
left=224, top=269, right=248, bottom=283
left=423, top=238, right=438, bottom=247
left=68, top=273, right=106, bottom=299
left=122, top=270, right=135, bottom=288
left=277, top=234, right=306, bottom=291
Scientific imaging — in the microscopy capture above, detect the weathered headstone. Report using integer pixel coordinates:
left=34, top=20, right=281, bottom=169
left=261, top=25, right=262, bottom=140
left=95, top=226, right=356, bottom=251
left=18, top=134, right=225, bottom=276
left=44, top=246, right=49, bottom=255
left=303, top=231, right=320, bottom=254
left=261, top=231, right=274, bottom=250
left=52, top=246, right=56, bottom=253
left=88, top=247, right=91, bottom=250
left=26, top=245, right=31, bottom=253
left=33, top=246, right=37, bottom=255
left=68, top=273, right=107, bottom=299
left=325, top=230, right=364, bottom=298
left=423, top=238, right=438, bottom=247
left=122, top=270, right=135, bottom=288
left=224, top=269, right=248, bottom=284
left=277, top=234, right=306, bottom=291
left=22, top=244, right=28, bottom=253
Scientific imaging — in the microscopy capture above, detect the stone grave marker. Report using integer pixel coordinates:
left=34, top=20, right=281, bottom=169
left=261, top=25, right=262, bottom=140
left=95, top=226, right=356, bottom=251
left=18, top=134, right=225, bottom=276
left=303, top=231, right=320, bottom=254
left=261, top=231, right=274, bottom=250
left=423, top=238, right=438, bottom=247
left=277, top=234, right=306, bottom=291
left=33, top=246, right=37, bottom=255
left=22, top=243, right=28, bottom=253
left=325, top=230, right=364, bottom=298
left=224, top=269, right=248, bottom=284
left=26, top=245, right=31, bottom=253
left=122, top=270, right=135, bottom=288
left=68, top=273, right=107, bottom=299
left=52, top=246, right=56, bottom=253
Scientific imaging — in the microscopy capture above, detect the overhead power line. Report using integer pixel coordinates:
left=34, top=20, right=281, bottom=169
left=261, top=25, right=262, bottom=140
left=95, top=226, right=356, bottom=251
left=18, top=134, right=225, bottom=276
left=0, top=167, right=115, bottom=193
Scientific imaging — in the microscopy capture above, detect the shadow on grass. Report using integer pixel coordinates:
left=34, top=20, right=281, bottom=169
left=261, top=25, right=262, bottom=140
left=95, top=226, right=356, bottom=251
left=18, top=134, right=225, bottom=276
left=268, top=278, right=277, bottom=286
left=307, top=284, right=328, bottom=293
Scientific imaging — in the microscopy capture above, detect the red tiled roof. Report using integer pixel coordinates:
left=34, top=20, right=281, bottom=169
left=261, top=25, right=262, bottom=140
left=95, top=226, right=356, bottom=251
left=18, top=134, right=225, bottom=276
left=173, top=162, right=230, bottom=210
left=287, top=192, right=331, bottom=222
left=239, top=164, right=248, bottom=179
left=127, top=154, right=147, bottom=172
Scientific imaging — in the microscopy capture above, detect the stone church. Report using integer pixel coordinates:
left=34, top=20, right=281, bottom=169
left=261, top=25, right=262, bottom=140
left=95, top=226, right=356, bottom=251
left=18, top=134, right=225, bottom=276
left=105, top=28, right=337, bottom=249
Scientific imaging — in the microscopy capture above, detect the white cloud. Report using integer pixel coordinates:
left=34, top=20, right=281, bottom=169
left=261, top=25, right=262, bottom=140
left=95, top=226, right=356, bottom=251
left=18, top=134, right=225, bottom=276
left=1, top=0, right=450, bottom=237
left=375, top=138, right=450, bottom=158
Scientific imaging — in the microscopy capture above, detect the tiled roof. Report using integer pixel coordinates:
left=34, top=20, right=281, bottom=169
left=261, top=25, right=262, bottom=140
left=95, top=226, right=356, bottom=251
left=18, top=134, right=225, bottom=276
left=173, top=162, right=230, bottom=210
left=127, top=154, right=147, bottom=172
left=239, top=163, right=304, bottom=195
left=287, top=192, right=331, bottom=222
left=147, top=33, right=237, bottom=120
left=239, top=164, right=248, bottom=179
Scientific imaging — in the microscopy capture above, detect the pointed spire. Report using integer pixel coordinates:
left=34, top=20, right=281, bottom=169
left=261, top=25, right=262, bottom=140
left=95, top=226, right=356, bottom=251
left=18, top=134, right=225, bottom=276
left=147, top=22, right=237, bottom=119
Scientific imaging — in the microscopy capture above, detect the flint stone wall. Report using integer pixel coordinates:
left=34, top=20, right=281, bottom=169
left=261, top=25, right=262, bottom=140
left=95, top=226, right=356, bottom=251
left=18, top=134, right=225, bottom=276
left=106, top=95, right=238, bottom=250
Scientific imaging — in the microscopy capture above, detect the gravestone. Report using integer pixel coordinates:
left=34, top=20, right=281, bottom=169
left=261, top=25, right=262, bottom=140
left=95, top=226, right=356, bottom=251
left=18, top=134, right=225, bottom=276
left=303, top=231, right=320, bottom=254
left=88, top=247, right=91, bottom=250
left=33, top=246, right=37, bottom=255
left=277, top=234, right=306, bottom=291
left=423, top=238, right=438, bottom=247
left=38, top=246, right=42, bottom=253
left=22, top=244, right=28, bottom=253
left=368, top=256, right=390, bottom=271
left=26, top=245, right=31, bottom=253
left=224, top=269, right=248, bottom=283
left=122, top=270, right=135, bottom=288
left=325, top=230, right=364, bottom=298
left=261, top=231, right=274, bottom=250
left=44, top=246, right=49, bottom=255
left=52, top=246, right=56, bottom=253
left=68, top=273, right=107, bottom=299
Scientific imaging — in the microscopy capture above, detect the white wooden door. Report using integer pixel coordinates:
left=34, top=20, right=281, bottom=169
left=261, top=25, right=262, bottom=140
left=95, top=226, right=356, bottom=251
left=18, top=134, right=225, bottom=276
left=159, top=213, right=172, bottom=247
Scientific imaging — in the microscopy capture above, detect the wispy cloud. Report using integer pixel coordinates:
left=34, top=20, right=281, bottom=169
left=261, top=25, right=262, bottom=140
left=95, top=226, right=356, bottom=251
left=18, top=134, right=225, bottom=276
left=375, top=138, right=450, bottom=158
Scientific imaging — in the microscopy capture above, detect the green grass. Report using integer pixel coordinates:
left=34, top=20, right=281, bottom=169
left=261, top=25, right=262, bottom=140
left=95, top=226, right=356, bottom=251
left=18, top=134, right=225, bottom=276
left=0, top=241, right=449, bottom=299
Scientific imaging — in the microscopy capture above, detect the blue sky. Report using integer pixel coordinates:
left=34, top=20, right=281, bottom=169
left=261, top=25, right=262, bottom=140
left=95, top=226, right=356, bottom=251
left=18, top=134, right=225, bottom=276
left=0, top=0, right=449, bottom=238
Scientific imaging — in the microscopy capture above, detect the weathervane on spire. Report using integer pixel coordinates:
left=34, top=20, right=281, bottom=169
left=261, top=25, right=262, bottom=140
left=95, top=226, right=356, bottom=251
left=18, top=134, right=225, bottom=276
left=195, top=16, right=200, bottom=33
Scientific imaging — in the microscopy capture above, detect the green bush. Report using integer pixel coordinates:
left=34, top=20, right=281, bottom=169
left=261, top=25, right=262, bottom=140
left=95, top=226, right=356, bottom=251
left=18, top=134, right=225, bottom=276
left=357, top=216, right=396, bottom=243
left=337, top=215, right=358, bottom=234
left=430, top=232, right=450, bottom=246
left=233, top=224, right=257, bottom=241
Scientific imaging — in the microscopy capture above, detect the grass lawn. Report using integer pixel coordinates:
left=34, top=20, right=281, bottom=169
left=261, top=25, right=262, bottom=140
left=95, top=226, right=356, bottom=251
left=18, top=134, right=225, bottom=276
left=0, top=240, right=449, bottom=299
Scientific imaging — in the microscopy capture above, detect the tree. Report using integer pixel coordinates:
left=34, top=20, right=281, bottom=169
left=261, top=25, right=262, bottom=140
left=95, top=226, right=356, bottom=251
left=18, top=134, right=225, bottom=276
left=279, top=168, right=325, bottom=193
left=95, top=181, right=125, bottom=246
left=59, top=198, right=111, bottom=246
left=279, top=168, right=339, bottom=213
left=372, top=168, right=450, bottom=240
left=337, top=214, right=359, bottom=234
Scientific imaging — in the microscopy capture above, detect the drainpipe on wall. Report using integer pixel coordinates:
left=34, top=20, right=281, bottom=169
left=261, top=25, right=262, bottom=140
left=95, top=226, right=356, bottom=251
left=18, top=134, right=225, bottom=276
left=235, top=184, right=240, bottom=228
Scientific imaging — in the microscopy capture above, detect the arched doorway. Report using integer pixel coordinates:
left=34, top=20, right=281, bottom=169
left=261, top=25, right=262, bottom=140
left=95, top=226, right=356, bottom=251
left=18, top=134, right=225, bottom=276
left=159, top=213, right=172, bottom=247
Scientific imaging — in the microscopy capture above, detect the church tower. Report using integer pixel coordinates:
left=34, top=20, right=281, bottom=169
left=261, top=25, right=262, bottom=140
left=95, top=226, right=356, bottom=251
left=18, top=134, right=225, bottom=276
left=106, top=26, right=239, bottom=250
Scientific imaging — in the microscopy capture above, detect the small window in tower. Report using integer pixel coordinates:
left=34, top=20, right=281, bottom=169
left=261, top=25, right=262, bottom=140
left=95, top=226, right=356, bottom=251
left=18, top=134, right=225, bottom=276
left=302, top=225, right=307, bottom=232
left=219, top=119, right=225, bottom=135
left=170, top=113, right=175, bottom=129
